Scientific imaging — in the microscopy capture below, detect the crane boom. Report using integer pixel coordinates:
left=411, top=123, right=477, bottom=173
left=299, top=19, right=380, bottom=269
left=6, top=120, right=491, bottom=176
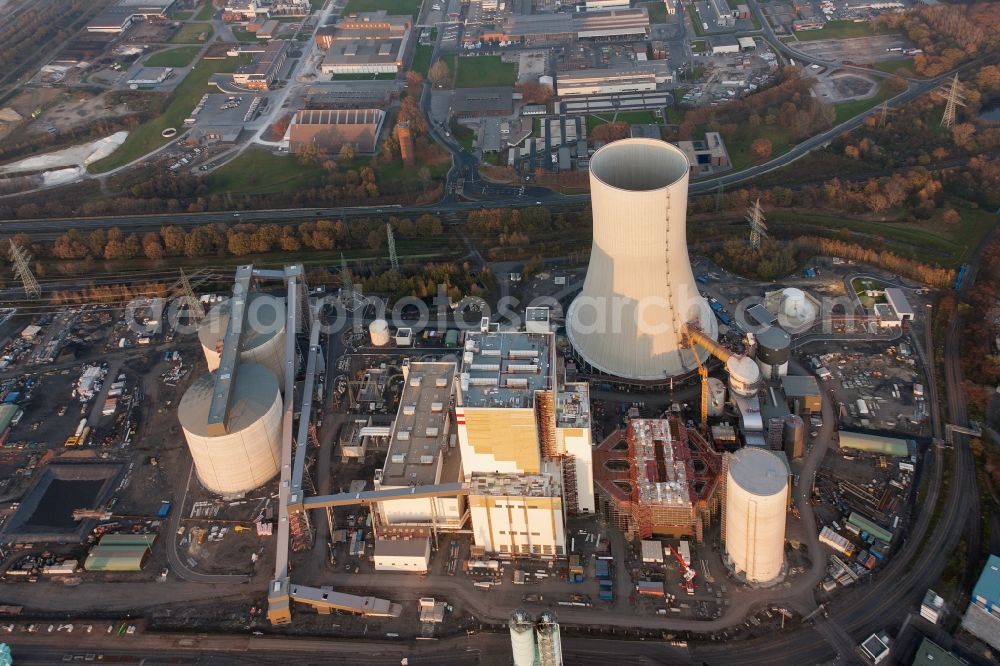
left=667, top=543, right=697, bottom=595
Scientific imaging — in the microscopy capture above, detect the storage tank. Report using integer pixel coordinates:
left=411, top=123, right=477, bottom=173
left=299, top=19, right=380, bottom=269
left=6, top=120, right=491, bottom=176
left=726, top=355, right=761, bottom=398
left=509, top=609, right=537, bottom=666
left=369, top=319, right=391, bottom=347
left=780, top=287, right=816, bottom=326
left=755, top=325, right=790, bottom=380
left=782, top=414, right=805, bottom=459
left=725, top=448, right=788, bottom=584
left=707, top=377, right=727, bottom=417
left=198, top=294, right=286, bottom=381
left=567, top=139, right=717, bottom=380
left=539, top=75, right=554, bottom=90
left=178, top=362, right=283, bottom=496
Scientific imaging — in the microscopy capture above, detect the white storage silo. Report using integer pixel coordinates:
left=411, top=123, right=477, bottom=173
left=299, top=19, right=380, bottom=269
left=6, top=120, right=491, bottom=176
left=509, top=609, right=537, bottom=666
left=539, top=75, right=554, bottom=90
left=567, top=138, right=717, bottom=380
left=369, top=319, right=391, bottom=346
left=535, top=611, right=563, bottom=666
left=198, top=294, right=286, bottom=381
left=726, top=355, right=761, bottom=398
left=178, top=362, right=283, bottom=496
left=755, top=325, right=791, bottom=380
left=725, top=448, right=788, bottom=584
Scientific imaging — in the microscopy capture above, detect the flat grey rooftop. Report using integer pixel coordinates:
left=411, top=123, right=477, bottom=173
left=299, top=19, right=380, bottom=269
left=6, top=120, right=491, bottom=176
left=381, top=362, right=455, bottom=487
left=728, top=447, right=787, bottom=497
left=460, top=331, right=552, bottom=409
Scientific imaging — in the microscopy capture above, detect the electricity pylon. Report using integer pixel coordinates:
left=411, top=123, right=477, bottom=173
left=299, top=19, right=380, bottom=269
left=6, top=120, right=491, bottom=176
left=747, top=198, right=767, bottom=250
left=8, top=239, right=40, bottom=299
left=386, top=223, right=399, bottom=272
left=940, top=74, right=965, bottom=129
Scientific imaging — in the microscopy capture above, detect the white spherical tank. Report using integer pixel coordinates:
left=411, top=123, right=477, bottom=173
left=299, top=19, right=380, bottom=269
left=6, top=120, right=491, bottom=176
left=726, top=355, right=761, bottom=398
left=178, top=363, right=283, bottom=496
left=567, top=138, right=717, bottom=380
left=707, top=377, right=727, bottom=416
left=369, top=319, right=391, bottom=346
left=725, top=448, right=788, bottom=584
left=198, top=294, right=286, bottom=381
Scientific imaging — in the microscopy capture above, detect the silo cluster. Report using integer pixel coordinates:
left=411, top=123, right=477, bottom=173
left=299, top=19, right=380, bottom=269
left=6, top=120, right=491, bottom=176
left=724, top=447, right=788, bottom=584
left=509, top=609, right=563, bottom=666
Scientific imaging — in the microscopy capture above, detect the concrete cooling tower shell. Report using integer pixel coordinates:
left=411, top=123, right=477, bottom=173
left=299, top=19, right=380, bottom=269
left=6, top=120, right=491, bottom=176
left=178, top=362, right=283, bottom=496
left=198, top=294, right=286, bottom=380
left=725, top=447, right=788, bottom=584
left=567, top=138, right=717, bottom=380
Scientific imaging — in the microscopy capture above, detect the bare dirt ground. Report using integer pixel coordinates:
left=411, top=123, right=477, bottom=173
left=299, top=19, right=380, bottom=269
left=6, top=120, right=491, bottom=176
left=32, top=91, right=131, bottom=135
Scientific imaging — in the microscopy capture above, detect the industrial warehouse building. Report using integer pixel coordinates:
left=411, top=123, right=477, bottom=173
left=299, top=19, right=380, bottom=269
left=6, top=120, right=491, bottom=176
left=557, top=67, right=658, bottom=97
left=232, top=40, right=288, bottom=90
left=288, top=108, right=386, bottom=155
left=87, top=0, right=175, bottom=33
left=501, top=8, right=650, bottom=45
left=84, top=533, right=156, bottom=571
left=373, top=537, right=432, bottom=572
left=317, top=11, right=413, bottom=75
left=961, top=554, right=1000, bottom=651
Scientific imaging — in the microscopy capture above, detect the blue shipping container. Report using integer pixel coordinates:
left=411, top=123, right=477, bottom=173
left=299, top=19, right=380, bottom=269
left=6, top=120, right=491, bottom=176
left=157, top=501, right=172, bottom=518
left=596, top=561, right=610, bottom=578
left=599, top=590, right=614, bottom=601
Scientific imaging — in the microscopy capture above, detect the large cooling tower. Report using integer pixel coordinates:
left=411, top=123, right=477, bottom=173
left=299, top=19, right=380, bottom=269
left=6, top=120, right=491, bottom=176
left=198, top=294, right=286, bottom=381
left=178, top=362, right=283, bottom=495
left=725, top=448, right=788, bottom=584
left=567, top=138, right=717, bottom=380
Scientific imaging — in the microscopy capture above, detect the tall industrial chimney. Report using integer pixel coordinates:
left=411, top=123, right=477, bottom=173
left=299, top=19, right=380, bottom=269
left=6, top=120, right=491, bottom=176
left=567, top=138, right=717, bottom=380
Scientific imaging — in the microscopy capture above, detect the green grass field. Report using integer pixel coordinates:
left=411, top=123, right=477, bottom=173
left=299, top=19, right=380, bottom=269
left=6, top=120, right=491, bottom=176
left=873, top=58, right=916, bottom=78
left=232, top=27, right=259, bottom=42
left=644, top=1, right=667, bottom=23
left=687, top=4, right=706, bottom=36
left=454, top=55, right=517, bottom=88
left=769, top=205, right=996, bottom=266
left=411, top=44, right=433, bottom=77
left=194, top=2, right=215, bottom=21
left=170, top=10, right=194, bottom=20
left=145, top=47, right=202, bottom=68
left=170, top=23, right=214, bottom=44
left=726, top=125, right=792, bottom=170
left=310, top=0, right=326, bottom=8
left=794, top=20, right=875, bottom=41
left=585, top=110, right=657, bottom=131
left=344, top=0, right=421, bottom=17
left=89, top=56, right=243, bottom=173
left=205, top=149, right=327, bottom=195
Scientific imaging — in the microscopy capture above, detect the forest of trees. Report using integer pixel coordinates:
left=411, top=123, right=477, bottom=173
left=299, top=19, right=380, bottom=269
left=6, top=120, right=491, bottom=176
left=877, top=2, right=1000, bottom=77
left=677, top=69, right=841, bottom=145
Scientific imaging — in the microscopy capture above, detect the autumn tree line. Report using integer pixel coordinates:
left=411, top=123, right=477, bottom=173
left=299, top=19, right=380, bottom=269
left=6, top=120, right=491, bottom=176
left=876, top=2, right=1000, bottom=78
left=28, top=214, right=447, bottom=263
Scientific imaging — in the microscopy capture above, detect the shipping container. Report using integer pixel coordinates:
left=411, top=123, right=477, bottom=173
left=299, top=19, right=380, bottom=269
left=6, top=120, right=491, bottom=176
left=157, top=501, right=172, bottom=518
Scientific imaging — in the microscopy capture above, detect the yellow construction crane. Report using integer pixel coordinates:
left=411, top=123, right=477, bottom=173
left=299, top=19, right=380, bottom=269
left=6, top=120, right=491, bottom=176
left=681, top=323, right=735, bottom=435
